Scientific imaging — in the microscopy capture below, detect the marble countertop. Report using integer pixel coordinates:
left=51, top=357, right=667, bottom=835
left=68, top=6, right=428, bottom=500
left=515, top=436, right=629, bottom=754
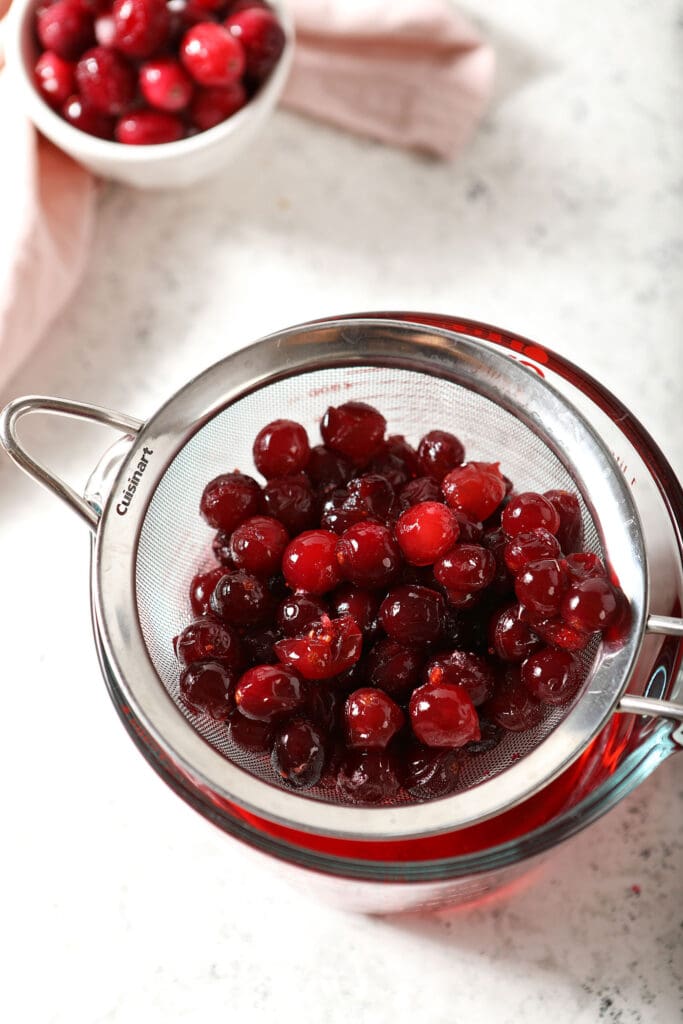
left=1, top=1, right=681, bottom=1021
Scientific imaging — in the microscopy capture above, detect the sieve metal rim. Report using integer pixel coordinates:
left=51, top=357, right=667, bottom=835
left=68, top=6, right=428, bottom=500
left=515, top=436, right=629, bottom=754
left=86, top=318, right=648, bottom=840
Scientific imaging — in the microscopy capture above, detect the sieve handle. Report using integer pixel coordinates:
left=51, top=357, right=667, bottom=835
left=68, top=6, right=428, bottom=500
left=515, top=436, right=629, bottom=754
left=0, top=396, right=143, bottom=533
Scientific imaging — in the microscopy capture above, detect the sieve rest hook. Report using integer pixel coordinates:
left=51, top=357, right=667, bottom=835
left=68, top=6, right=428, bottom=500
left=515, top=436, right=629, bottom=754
left=0, top=396, right=143, bottom=533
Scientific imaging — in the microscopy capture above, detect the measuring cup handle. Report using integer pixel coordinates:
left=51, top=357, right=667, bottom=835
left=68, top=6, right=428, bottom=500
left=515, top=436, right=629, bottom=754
left=0, top=396, right=144, bottom=533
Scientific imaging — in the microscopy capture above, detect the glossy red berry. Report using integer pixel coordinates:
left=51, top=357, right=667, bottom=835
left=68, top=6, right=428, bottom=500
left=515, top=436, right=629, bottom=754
left=367, top=451, right=410, bottom=491
left=305, top=445, right=353, bottom=489
left=235, top=664, right=306, bottom=721
left=383, top=434, right=421, bottom=477
left=260, top=474, right=315, bottom=535
left=409, top=681, right=480, bottom=748
left=453, top=513, right=484, bottom=544
left=76, top=46, right=136, bottom=114
left=116, top=110, right=184, bottom=144
left=561, top=577, right=618, bottom=633
left=434, top=543, right=495, bottom=593
left=210, top=569, right=273, bottom=627
left=226, top=707, right=273, bottom=752
left=274, top=615, right=362, bottom=680
left=200, top=472, right=262, bottom=532
left=139, top=57, right=193, bottom=111
left=563, top=551, right=607, bottom=582
left=527, top=616, right=589, bottom=652
left=417, top=430, right=465, bottom=481
left=34, top=51, right=76, bottom=107
left=521, top=647, right=582, bottom=705
left=395, top=501, right=459, bottom=566
left=181, top=22, right=246, bottom=86
left=329, top=584, right=379, bottom=637
left=320, top=402, right=386, bottom=465
left=252, top=419, right=310, bottom=479
left=504, top=528, right=561, bottom=574
left=189, top=82, right=247, bottom=129
left=179, top=660, right=236, bottom=720
left=225, top=5, right=285, bottom=80
left=397, top=741, right=460, bottom=799
left=515, top=558, right=567, bottom=618
left=61, top=93, right=115, bottom=137
left=174, top=617, right=243, bottom=669
left=336, top=522, right=401, bottom=589
left=189, top=565, right=225, bottom=616
left=271, top=717, right=325, bottom=788
left=336, top=748, right=400, bottom=804
left=501, top=491, right=561, bottom=538
left=424, top=650, right=496, bottom=707
left=544, top=489, right=583, bottom=553
left=380, top=585, right=445, bottom=645
left=345, top=474, right=395, bottom=520
left=37, top=1, right=95, bottom=61
left=282, top=529, right=341, bottom=594
left=276, top=593, right=328, bottom=637
left=488, top=602, right=541, bottom=661
left=486, top=666, right=544, bottom=732
left=112, top=0, right=170, bottom=57
left=397, top=476, right=442, bottom=511
left=441, top=462, right=506, bottom=522
left=227, top=515, right=289, bottom=577
left=365, top=638, right=424, bottom=697
left=344, top=688, right=405, bottom=749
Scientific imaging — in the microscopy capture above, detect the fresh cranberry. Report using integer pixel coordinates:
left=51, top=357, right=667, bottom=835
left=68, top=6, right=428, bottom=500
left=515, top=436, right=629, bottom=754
left=112, top=0, right=170, bottom=57
left=463, top=716, right=504, bottom=755
left=271, top=717, right=325, bottom=789
left=417, top=430, right=465, bottom=481
left=345, top=474, right=395, bottom=520
left=116, top=110, right=184, bottom=144
left=226, top=515, right=289, bottom=577
left=224, top=5, right=285, bottom=80
left=261, top=474, right=316, bottom=535
left=329, top=584, right=379, bottom=637
left=409, top=681, right=480, bottom=748
left=397, top=741, right=460, bottom=799
left=200, top=472, right=262, bottom=532
left=210, top=569, right=273, bottom=627
left=181, top=22, right=245, bottom=86
left=282, top=529, right=341, bottom=594
left=37, top=1, right=95, bottom=61
left=276, top=593, right=328, bottom=637
left=34, top=51, right=76, bottom=107
left=501, top=491, right=561, bottom=538
left=226, top=707, right=272, bottom=752
left=380, top=585, right=445, bottom=645
left=274, top=614, right=362, bottom=680
left=62, top=93, right=115, bottom=137
left=395, top=501, right=459, bottom=566
left=488, top=602, right=541, bottom=661
left=515, top=558, right=567, bottom=617
left=76, top=46, right=136, bottom=114
left=442, top=462, right=506, bottom=522
left=336, top=522, right=401, bottom=589
left=189, top=82, right=247, bottom=129
left=174, top=617, right=243, bottom=669
left=504, top=528, right=561, bottom=574
left=336, top=748, right=400, bottom=804
left=189, top=566, right=225, bottom=616
left=563, top=551, right=608, bottom=582
left=235, top=664, right=306, bottom=720
left=424, top=651, right=496, bottom=707
left=179, top=660, right=235, bottom=720
left=486, top=666, right=544, bottom=732
left=139, top=57, right=193, bottom=111
left=434, top=543, right=495, bottom=593
left=544, top=489, right=583, bottom=553
left=306, top=445, right=353, bottom=489
left=365, top=638, right=424, bottom=697
left=561, top=577, right=618, bottom=633
left=252, top=419, right=310, bottom=479
left=397, top=476, right=442, bottom=511
left=320, top=402, right=386, bottom=465
left=521, top=647, right=582, bottom=705
left=94, top=12, right=116, bottom=45
left=241, top=626, right=281, bottom=665
left=528, top=616, right=589, bottom=652
left=344, top=688, right=405, bottom=749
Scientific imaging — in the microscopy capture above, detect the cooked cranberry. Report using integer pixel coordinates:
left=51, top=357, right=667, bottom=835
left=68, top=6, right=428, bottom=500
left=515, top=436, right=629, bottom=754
left=271, top=717, right=325, bottom=788
left=515, top=558, right=567, bottom=618
left=384, top=434, right=421, bottom=477
left=212, top=531, right=234, bottom=567
left=179, top=660, right=235, bottom=720
left=174, top=617, right=243, bottom=669
left=397, top=741, right=460, bottom=799
left=34, top=51, right=76, bottom=107
left=262, top=474, right=315, bottom=535
left=235, top=664, right=306, bottom=720
left=112, top=0, right=170, bottom=57
left=190, top=82, right=247, bottom=129
left=320, top=402, right=386, bottom=465
left=37, top=1, right=95, bottom=61
left=76, top=46, right=136, bottom=114
left=481, top=526, right=514, bottom=593
left=305, top=686, right=339, bottom=734
left=444, top=589, right=481, bottom=610
left=380, top=585, right=445, bottom=645
left=453, top=513, right=484, bottom=543
left=277, top=594, right=328, bottom=637
left=434, top=543, right=495, bottom=593
left=226, top=707, right=272, bottom=752
left=501, top=491, right=561, bottom=538
left=395, top=501, right=459, bottom=566
left=227, top=515, right=289, bottom=577
left=336, top=522, right=401, bottom=589
left=561, top=577, right=618, bottom=633
left=200, top=472, right=262, bottom=532
left=528, top=616, right=589, bottom=652
left=181, top=22, right=246, bottom=86
left=417, top=430, right=465, bottom=481
left=409, top=681, right=480, bottom=748
left=61, top=94, right=114, bottom=137
left=139, top=57, right=193, bottom=111
left=521, top=647, right=582, bottom=705
left=367, top=451, right=410, bottom=491
left=424, top=651, right=496, bottom=707
left=364, top=638, right=423, bottom=697
left=275, top=615, right=362, bottom=680
left=336, top=748, right=400, bottom=804
left=486, top=666, right=544, bottom=732
left=345, top=474, right=395, bottom=520
left=397, top=476, right=442, bottom=511
left=544, top=489, right=583, bottom=553
left=442, top=462, right=506, bottom=522
left=241, top=626, right=280, bottom=665
left=282, top=529, right=341, bottom=594
left=189, top=566, right=225, bottom=616
left=504, top=528, right=561, bottom=574
left=252, top=419, right=310, bottom=479
left=563, top=551, right=608, bottom=582
left=306, top=445, right=353, bottom=489
left=224, top=5, right=285, bottom=80
left=210, top=570, right=273, bottom=627
left=319, top=502, right=371, bottom=535
left=463, top=716, right=504, bottom=755
left=116, top=110, right=184, bottom=144
left=488, top=602, right=541, bottom=661
left=329, top=584, right=379, bottom=637
left=345, top=688, right=405, bottom=748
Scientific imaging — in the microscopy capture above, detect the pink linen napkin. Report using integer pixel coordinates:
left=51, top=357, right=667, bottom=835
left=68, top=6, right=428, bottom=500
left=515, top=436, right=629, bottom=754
left=0, top=0, right=494, bottom=389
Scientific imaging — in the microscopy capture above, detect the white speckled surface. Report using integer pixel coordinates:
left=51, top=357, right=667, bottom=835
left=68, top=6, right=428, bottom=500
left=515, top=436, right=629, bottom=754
left=1, top=1, right=682, bottom=1022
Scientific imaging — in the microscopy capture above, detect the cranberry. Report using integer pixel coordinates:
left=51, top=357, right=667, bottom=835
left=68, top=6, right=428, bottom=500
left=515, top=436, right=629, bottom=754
left=463, top=716, right=504, bottom=755
left=561, top=577, right=618, bottom=633
left=200, top=472, right=262, bottom=532
left=453, top=513, right=484, bottom=544
left=276, top=593, right=328, bottom=637
left=282, top=529, right=341, bottom=594
left=397, top=741, right=460, bottom=799
left=241, top=626, right=280, bottom=665
left=544, top=489, right=583, bottom=553
left=261, top=474, right=315, bottom=535
left=252, top=419, right=310, bottom=479
left=329, top=584, right=379, bottom=637
left=226, top=707, right=272, bottom=752
left=320, top=402, right=386, bottom=465
left=336, top=748, right=400, bottom=804
left=488, top=602, right=541, bottom=661
left=179, top=660, right=235, bottom=720
left=76, top=46, right=136, bottom=114
left=174, top=617, right=243, bottom=669
left=434, top=543, right=495, bottom=593
left=212, top=531, right=234, bottom=567
left=306, top=445, right=353, bottom=489
left=442, top=462, right=506, bottom=522
left=486, top=666, right=544, bottom=732
left=181, top=22, right=245, bottom=86
left=366, top=638, right=424, bottom=697
left=345, top=474, right=395, bottom=520
left=380, top=585, right=445, bottom=646
left=563, top=551, right=607, bottom=582
left=397, top=476, right=442, bottom=511
left=190, top=82, right=247, bottom=129
left=139, top=57, right=193, bottom=111
left=112, top=0, right=169, bottom=57
left=367, top=451, right=410, bottom=491
left=385, top=434, right=421, bottom=476
left=94, top=12, right=115, bottom=45
left=521, top=647, right=582, bottom=705
left=395, top=501, right=459, bottom=566
left=189, top=566, right=225, bottom=616
left=210, top=570, right=273, bottom=627
left=224, top=5, right=285, bottom=80
left=344, top=688, right=405, bottom=749
left=227, top=515, right=289, bottom=577
left=501, top=491, right=561, bottom=538
left=305, top=685, right=339, bottom=734
left=444, top=589, right=481, bottom=611
left=504, top=528, right=561, bottom=574
left=116, top=110, right=184, bottom=144
left=481, top=526, right=514, bottom=593
left=515, top=558, right=567, bottom=618
left=274, top=614, right=362, bottom=680
left=336, top=522, right=401, bottom=589
left=409, top=682, right=480, bottom=748
left=37, top=1, right=95, bottom=61
left=34, top=52, right=76, bottom=107
left=235, top=664, right=306, bottom=720
left=424, top=651, right=496, bottom=707
left=417, top=430, right=465, bottom=481
left=271, top=717, right=325, bottom=789
left=528, top=616, right=589, bottom=652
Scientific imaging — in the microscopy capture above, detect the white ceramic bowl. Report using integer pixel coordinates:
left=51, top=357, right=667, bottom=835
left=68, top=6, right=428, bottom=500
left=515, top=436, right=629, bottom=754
left=4, top=0, right=294, bottom=188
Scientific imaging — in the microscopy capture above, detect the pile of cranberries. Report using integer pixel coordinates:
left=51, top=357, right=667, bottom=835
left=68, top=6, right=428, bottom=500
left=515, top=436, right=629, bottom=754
left=172, top=402, right=624, bottom=805
left=32, top=0, right=285, bottom=143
